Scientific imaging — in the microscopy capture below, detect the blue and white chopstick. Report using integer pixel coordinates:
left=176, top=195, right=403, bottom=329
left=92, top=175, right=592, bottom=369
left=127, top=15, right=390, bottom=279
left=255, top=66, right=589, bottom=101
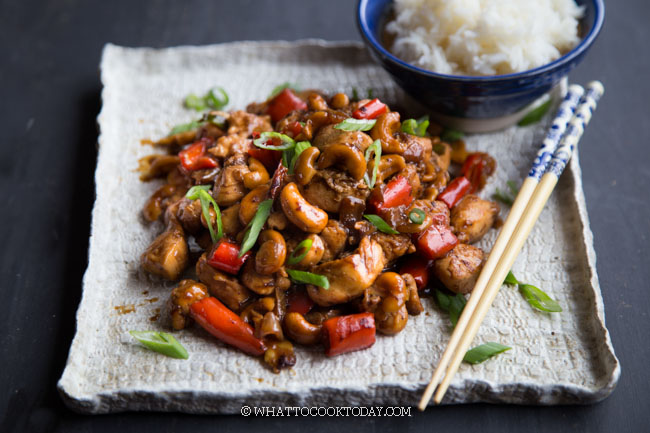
left=420, top=81, right=603, bottom=409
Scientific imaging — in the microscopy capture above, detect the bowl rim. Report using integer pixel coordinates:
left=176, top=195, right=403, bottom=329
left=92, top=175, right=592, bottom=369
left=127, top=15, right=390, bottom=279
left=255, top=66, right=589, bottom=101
left=357, top=0, right=605, bottom=83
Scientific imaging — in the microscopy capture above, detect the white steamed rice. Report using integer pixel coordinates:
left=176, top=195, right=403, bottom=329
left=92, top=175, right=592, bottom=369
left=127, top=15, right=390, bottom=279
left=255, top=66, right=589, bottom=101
left=386, top=0, right=584, bottom=76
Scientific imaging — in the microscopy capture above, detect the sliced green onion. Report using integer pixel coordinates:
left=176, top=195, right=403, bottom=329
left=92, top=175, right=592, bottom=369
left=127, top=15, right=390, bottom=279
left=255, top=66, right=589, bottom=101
left=287, top=239, right=313, bottom=266
left=503, top=270, right=519, bottom=285
left=367, top=88, right=374, bottom=99
left=408, top=208, right=426, bottom=224
left=519, top=284, right=563, bottom=312
left=518, top=98, right=552, bottom=126
left=401, top=115, right=429, bottom=137
left=352, top=87, right=359, bottom=101
left=334, top=118, right=377, bottom=132
left=269, top=82, right=299, bottom=99
left=507, top=180, right=519, bottom=196
left=239, top=199, right=273, bottom=257
left=253, top=132, right=296, bottom=150
left=463, top=342, right=511, bottom=364
left=169, top=120, right=204, bottom=136
left=184, top=87, right=230, bottom=112
left=184, top=94, right=206, bottom=111
left=492, top=188, right=514, bottom=206
left=364, top=214, right=398, bottom=235
left=288, top=141, right=311, bottom=174
left=286, top=269, right=330, bottom=289
left=186, top=185, right=223, bottom=243
left=363, top=139, right=382, bottom=188
left=434, top=289, right=466, bottom=327
left=205, top=87, right=229, bottom=109
left=441, top=129, right=464, bottom=143
left=130, top=331, right=188, bottom=359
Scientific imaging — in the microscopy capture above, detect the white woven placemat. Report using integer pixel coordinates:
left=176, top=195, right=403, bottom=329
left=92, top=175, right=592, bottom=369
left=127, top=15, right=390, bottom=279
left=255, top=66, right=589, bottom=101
left=58, top=41, right=619, bottom=413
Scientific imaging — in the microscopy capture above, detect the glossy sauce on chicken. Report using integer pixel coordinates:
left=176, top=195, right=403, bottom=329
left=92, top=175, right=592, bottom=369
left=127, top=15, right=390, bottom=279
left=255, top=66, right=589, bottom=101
left=138, top=88, right=499, bottom=372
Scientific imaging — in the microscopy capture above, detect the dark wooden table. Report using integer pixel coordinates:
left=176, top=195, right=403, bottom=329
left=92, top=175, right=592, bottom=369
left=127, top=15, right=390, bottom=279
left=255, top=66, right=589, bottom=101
left=1, top=1, right=648, bottom=431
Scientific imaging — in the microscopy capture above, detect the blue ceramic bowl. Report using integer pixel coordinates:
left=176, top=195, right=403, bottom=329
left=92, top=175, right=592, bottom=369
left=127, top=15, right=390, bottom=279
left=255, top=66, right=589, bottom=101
left=357, top=0, right=604, bottom=131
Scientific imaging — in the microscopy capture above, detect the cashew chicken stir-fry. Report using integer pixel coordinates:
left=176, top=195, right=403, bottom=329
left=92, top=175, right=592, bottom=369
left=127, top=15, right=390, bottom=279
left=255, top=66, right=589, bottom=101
left=138, top=88, right=499, bottom=372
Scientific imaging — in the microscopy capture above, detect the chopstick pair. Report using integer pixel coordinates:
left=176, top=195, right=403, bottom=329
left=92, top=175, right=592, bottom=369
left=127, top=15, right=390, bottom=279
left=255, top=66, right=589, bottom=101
left=419, top=81, right=605, bottom=409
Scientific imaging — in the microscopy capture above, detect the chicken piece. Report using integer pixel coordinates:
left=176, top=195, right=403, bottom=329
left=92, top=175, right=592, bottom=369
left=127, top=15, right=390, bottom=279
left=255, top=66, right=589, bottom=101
left=450, top=195, right=499, bottom=244
left=307, top=237, right=386, bottom=306
left=176, top=198, right=203, bottom=235
left=370, top=231, right=414, bottom=263
left=312, top=124, right=374, bottom=153
left=196, top=253, right=253, bottom=312
left=213, top=154, right=250, bottom=207
left=360, top=272, right=408, bottom=335
left=432, top=244, right=484, bottom=294
left=208, top=133, right=250, bottom=159
left=401, top=133, right=433, bottom=164
left=319, top=220, right=348, bottom=262
left=402, top=273, right=424, bottom=315
left=169, top=279, right=209, bottom=330
left=226, top=110, right=272, bottom=136
left=302, top=169, right=370, bottom=213
left=141, top=220, right=189, bottom=281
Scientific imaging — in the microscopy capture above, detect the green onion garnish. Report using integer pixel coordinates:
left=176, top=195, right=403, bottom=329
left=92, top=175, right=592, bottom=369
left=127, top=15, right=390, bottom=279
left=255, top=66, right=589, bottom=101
left=463, top=342, right=511, bottom=364
left=352, top=88, right=359, bottom=101
left=287, top=238, right=313, bottom=266
left=186, top=185, right=222, bottom=244
left=408, top=208, right=426, bottom=224
left=435, top=289, right=467, bottom=327
left=519, top=284, right=563, bottom=312
left=440, top=129, right=464, bottom=143
left=401, top=115, right=430, bottom=137
left=367, top=88, right=374, bottom=99
left=334, top=118, right=377, bottom=132
left=363, top=139, right=382, bottom=188
left=364, top=214, right=399, bottom=235
left=169, top=120, right=204, bottom=136
left=184, top=87, right=229, bottom=112
left=239, top=199, right=273, bottom=257
left=288, top=141, right=311, bottom=174
left=205, top=112, right=227, bottom=129
left=286, top=269, right=330, bottom=289
left=503, top=270, right=562, bottom=312
left=518, top=98, right=552, bottom=126
left=129, top=331, right=188, bottom=359
left=493, top=180, right=520, bottom=207
left=269, top=82, right=299, bottom=99
left=253, top=132, right=296, bottom=150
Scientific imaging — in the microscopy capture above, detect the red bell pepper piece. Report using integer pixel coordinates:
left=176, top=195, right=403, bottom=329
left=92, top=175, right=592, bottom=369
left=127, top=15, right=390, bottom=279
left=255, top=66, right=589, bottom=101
left=368, top=175, right=413, bottom=213
left=399, top=255, right=431, bottom=290
left=178, top=139, right=217, bottom=171
left=247, top=141, right=282, bottom=173
left=414, top=223, right=458, bottom=260
left=352, top=98, right=387, bottom=120
left=437, top=176, right=472, bottom=209
left=190, top=297, right=266, bottom=356
left=286, top=290, right=315, bottom=315
left=461, top=152, right=496, bottom=193
left=323, top=312, right=376, bottom=357
left=282, top=121, right=303, bottom=138
left=207, top=240, right=251, bottom=275
left=265, top=88, right=308, bottom=123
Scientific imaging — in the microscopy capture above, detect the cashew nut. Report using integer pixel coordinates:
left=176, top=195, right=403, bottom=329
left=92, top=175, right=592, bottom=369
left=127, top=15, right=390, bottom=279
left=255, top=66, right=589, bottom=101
left=294, top=146, right=320, bottom=186
left=284, top=312, right=322, bottom=345
left=243, top=157, right=270, bottom=189
left=329, top=92, right=350, bottom=109
left=317, top=143, right=367, bottom=181
left=370, top=112, right=404, bottom=154
left=280, top=182, right=328, bottom=233
left=369, top=154, right=406, bottom=184
left=290, top=234, right=325, bottom=267
left=169, top=279, right=209, bottom=330
left=307, top=93, right=329, bottom=111
left=255, top=230, right=287, bottom=275
left=239, top=185, right=270, bottom=226
left=363, top=272, right=408, bottom=335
